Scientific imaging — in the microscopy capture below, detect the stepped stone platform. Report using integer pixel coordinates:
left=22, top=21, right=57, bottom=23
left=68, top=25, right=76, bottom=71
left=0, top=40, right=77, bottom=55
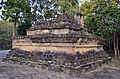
left=3, top=13, right=111, bottom=74
left=12, top=13, right=104, bottom=54
left=3, top=48, right=111, bottom=75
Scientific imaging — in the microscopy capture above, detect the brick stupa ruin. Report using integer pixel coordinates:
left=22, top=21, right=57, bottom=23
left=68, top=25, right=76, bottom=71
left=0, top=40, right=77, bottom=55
left=4, top=13, right=111, bottom=74
left=12, top=13, right=104, bottom=54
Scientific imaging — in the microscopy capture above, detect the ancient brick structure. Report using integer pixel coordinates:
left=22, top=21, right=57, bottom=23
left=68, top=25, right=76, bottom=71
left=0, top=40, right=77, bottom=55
left=3, top=13, right=111, bottom=75
left=12, top=13, right=104, bottom=54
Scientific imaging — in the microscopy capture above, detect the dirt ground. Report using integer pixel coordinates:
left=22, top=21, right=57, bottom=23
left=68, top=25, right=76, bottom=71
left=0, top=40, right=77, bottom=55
left=0, top=59, right=120, bottom=79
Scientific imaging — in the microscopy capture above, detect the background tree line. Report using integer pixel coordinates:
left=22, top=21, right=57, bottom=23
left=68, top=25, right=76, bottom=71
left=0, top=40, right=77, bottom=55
left=80, top=0, right=120, bottom=58
left=0, top=0, right=120, bottom=58
left=0, top=20, right=13, bottom=50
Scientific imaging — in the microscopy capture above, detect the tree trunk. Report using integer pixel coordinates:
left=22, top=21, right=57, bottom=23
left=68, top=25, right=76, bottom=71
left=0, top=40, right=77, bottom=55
left=13, top=18, right=17, bottom=36
left=109, top=40, right=111, bottom=50
left=117, top=36, right=119, bottom=58
left=114, top=32, right=117, bottom=58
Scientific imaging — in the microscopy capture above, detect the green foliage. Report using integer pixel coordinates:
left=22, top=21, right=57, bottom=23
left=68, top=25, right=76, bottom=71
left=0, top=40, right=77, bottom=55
left=51, top=0, right=79, bottom=15
left=84, top=6, right=120, bottom=39
left=1, top=0, right=31, bottom=21
left=26, top=0, right=59, bottom=22
left=27, top=0, right=80, bottom=23
left=81, top=0, right=120, bottom=50
left=0, top=20, right=13, bottom=49
left=1, top=0, right=32, bottom=36
left=17, top=22, right=32, bottom=35
left=80, top=0, right=119, bottom=16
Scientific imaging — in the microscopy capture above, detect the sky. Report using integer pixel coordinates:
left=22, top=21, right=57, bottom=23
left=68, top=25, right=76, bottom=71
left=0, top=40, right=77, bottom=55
left=0, top=8, right=3, bottom=20
left=0, top=0, right=2, bottom=20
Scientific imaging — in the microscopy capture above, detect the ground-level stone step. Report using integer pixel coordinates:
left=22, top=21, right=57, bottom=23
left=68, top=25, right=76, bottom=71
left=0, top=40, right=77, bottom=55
left=3, top=48, right=112, bottom=75
left=3, top=56, right=112, bottom=75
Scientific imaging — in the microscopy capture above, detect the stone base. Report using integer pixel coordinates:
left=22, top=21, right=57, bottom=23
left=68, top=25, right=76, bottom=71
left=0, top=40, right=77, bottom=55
left=3, top=48, right=112, bottom=75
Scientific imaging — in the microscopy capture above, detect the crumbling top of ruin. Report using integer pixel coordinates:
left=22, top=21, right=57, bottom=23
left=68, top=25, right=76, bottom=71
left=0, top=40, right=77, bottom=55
left=27, top=13, right=88, bottom=32
left=13, top=13, right=104, bottom=41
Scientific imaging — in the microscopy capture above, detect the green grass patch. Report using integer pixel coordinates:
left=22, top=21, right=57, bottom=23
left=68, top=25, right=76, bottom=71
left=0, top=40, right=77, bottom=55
left=0, top=49, right=10, bottom=51
left=112, top=57, right=120, bottom=61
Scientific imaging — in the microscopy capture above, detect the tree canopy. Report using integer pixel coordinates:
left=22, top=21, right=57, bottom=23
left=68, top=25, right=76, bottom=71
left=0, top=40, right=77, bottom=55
left=1, top=0, right=32, bottom=36
left=81, top=0, right=120, bottom=58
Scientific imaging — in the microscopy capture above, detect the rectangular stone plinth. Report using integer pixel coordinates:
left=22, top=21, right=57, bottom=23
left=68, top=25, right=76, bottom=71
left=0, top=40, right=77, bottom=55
left=12, top=34, right=103, bottom=54
left=13, top=39, right=103, bottom=54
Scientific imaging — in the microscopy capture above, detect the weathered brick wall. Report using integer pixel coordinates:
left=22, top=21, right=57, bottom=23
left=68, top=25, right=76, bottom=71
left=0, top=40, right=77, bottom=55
left=27, top=29, right=83, bottom=35
left=3, top=48, right=112, bottom=75
left=12, top=36, right=103, bottom=54
left=27, top=31, right=36, bottom=35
